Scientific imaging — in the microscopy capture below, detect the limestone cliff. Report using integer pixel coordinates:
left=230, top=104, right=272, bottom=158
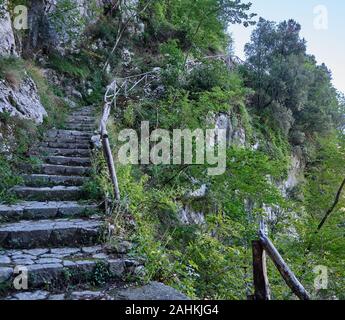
left=0, top=1, right=46, bottom=123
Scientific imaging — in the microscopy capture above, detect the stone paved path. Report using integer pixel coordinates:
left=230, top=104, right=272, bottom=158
left=0, top=107, right=142, bottom=299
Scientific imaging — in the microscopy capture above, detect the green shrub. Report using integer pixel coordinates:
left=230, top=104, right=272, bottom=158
left=26, top=63, right=69, bottom=129
left=0, top=155, right=22, bottom=204
left=48, top=54, right=90, bottom=79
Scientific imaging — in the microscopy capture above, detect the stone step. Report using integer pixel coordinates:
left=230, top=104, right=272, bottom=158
left=44, top=156, right=91, bottom=167
left=0, top=201, right=98, bottom=222
left=46, top=130, right=93, bottom=138
left=22, top=174, right=87, bottom=187
left=65, top=124, right=96, bottom=132
left=2, top=282, right=189, bottom=301
left=39, top=148, right=90, bottom=157
left=66, top=120, right=95, bottom=126
left=0, top=251, right=139, bottom=292
left=40, top=141, right=90, bottom=150
left=67, top=116, right=96, bottom=121
left=69, top=115, right=94, bottom=119
left=63, top=123, right=95, bottom=128
left=35, top=164, right=91, bottom=176
left=44, top=136, right=91, bottom=144
left=71, top=108, right=94, bottom=113
left=70, top=112, right=95, bottom=117
left=12, top=186, right=84, bottom=201
left=0, top=219, right=102, bottom=249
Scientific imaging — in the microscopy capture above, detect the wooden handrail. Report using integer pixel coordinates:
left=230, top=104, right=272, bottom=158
left=98, top=70, right=160, bottom=201
left=252, top=240, right=271, bottom=300
left=98, top=55, right=242, bottom=203
left=252, top=232, right=311, bottom=300
left=100, top=119, right=121, bottom=201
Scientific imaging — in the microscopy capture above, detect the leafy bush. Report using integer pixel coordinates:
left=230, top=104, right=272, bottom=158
left=0, top=155, right=22, bottom=204
left=48, top=54, right=90, bottom=79
left=187, top=61, right=236, bottom=92
left=26, top=63, right=69, bottom=129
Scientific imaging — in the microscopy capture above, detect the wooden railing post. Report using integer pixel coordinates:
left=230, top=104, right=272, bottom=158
left=101, top=121, right=120, bottom=202
left=259, top=233, right=311, bottom=300
left=252, top=240, right=271, bottom=300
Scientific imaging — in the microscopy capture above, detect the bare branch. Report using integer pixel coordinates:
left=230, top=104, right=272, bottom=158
left=317, top=176, right=345, bottom=231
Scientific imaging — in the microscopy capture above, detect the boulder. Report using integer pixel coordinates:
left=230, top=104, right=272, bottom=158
left=111, top=282, right=189, bottom=300
left=0, top=76, right=47, bottom=123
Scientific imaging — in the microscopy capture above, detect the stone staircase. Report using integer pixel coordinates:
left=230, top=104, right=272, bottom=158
left=0, top=106, right=142, bottom=300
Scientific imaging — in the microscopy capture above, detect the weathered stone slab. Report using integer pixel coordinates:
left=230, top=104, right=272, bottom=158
left=111, top=282, right=189, bottom=300
left=40, top=142, right=90, bottom=150
left=46, top=129, right=93, bottom=138
left=0, top=256, right=11, bottom=264
left=12, top=291, right=49, bottom=300
left=44, top=156, right=91, bottom=166
left=0, top=267, right=13, bottom=282
left=22, top=174, right=87, bottom=187
left=39, top=147, right=90, bottom=157
left=44, top=136, right=91, bottom=144
left=50, top=248, right=81, bottom=256
left=0, top=219, right=102, bottom=249
left=12, top=186, right=83, bottom=201
left=0, top=201, right=97, bottom=222
left=37, top=164, right=91, bottom=176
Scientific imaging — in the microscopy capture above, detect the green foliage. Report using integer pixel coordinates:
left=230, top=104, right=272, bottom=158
left=0, top=155, right=22, bottom=204
left=144, top=0, right=255, bottom=53
left=26, top=63, right=69, bottom=129
left=130, top=71, right=249, bottom=133
left=82, top=151, right=110, bottom=201
left=304, top=132, right=345, bottom=220
left=91, top=262, right=112, bottom=286
left=0, top=60, right=70, bottom=204
left=187, top=60, right=241, bottom=92
left=16, top=0, right=342, bottom=300
left=159, top=40, right=186, bottom=87
left=48, top=0, right=87, bottom=44
left=48, top=54, right=90, bottom=79
left=96, top=136, right=288, bottom=299
left=0, top=114, right=39, bottom=204
left=243, top=18, right=345, bottom=141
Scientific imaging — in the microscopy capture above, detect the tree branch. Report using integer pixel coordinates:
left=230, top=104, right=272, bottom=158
left=316, top=176, right=345, bottom=231
left=102, top=0, right=153, bottom=72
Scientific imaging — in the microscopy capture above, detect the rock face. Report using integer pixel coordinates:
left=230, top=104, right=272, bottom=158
left=0, top=1, right=17, bottom=56
left=179, top=206, right=205, bottom=225
left=26, top=0, right=102, bottom=54
left=0, top=77, right=47, bottom=123
left=0, top=2, right=47, bottom=123
left=215, top=113, right=246, bottom=147
left=280, top=148, right=305, bottom=196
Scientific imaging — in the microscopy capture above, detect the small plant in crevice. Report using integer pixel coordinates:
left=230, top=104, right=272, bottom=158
left=91, top=262, right=112, bottom=286
left=82, top=150, right=113, bottom=202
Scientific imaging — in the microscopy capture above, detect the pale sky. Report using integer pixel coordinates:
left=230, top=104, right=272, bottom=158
left=229, top=0, right=345, bottom=94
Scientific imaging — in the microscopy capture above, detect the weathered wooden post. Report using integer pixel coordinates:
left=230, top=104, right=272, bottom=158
left=252, top=240, right=271, bottom=300
left=101, top=120, right=120, bottom=201
left=260, top=233, right=311, bottom=300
